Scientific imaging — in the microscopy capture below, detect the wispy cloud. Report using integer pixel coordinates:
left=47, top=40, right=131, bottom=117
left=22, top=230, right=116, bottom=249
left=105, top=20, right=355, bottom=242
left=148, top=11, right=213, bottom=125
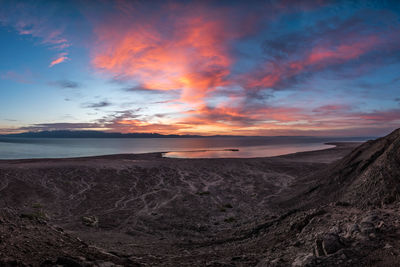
left=5, top=105, right=399, bottom=137
left=91, top=1, right=252, bottom=104
left=18, top=123, right=104, bottom=132
left=49, top=80, right=80, bottom=89
left=82, top=101, right=112, bottom=109
left=85, top=1, right=400, bottom=135
left=0, top=1, right=71, bottom=66
left=49, top=52, right=69, bottom=67
left=1, top=1, right=400, bottom=136
left=0, top=70, right=33, bottom=84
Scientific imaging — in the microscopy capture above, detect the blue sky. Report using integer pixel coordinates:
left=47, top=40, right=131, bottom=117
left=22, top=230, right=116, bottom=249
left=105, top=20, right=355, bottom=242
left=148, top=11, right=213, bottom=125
left=0, top=0, right=399, bottom=136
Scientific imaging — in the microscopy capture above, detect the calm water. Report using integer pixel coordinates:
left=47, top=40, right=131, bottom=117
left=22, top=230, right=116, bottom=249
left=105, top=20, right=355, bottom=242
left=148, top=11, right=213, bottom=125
left=0, top=137, right=366, bottom=159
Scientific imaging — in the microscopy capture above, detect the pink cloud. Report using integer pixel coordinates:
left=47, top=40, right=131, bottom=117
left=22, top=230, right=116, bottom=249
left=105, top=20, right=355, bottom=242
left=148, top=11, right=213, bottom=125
left=49, top=53, right=69, bottom=67
left=0, top=70, right=33, bottom=84
left=85, top=2, right=400, bottom=136
left=358, top=109, right=400, bottom=122
left=92, top=4, right=238, bottom=105
left=306, top=36, right=379, bottom=65
left=245, top=35, right=382, bottom=89
left=0, top=3, right=70, bottom=68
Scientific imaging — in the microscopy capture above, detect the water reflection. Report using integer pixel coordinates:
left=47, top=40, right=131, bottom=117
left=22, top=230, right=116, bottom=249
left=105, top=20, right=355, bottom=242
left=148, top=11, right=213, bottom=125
left=0, top=136, right=364, bottom=159
left=164, top=143, right=335, bottom=158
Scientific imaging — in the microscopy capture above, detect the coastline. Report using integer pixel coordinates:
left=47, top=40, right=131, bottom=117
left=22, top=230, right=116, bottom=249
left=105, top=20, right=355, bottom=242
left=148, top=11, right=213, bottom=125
left=0, top=141, right=361, bottom=162
left=0, top=141, right=361, bottom=265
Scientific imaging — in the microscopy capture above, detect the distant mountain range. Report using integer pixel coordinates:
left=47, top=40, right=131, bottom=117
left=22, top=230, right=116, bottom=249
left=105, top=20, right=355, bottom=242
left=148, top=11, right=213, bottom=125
left=0, top=130, right=206, bottom=138
left=0, top=130, right=375, bottom=140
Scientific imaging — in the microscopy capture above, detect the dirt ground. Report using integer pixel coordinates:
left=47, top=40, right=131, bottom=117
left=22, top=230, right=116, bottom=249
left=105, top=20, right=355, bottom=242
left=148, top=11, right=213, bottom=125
left=1, top=139, right=399, bottom=266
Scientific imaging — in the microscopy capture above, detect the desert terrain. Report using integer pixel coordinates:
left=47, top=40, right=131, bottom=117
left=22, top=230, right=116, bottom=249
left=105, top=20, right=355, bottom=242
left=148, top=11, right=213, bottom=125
left=0, top=129, right=399, bottom=266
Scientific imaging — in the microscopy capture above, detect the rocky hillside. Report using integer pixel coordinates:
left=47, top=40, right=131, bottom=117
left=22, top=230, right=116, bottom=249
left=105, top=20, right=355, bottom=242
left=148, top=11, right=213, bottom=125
left=337, top=128, right=400, bottom=206
left=0, top=208, right=140, bottom=266
left=0, top=150, right=337, bottom=266
left=1, top=129, right=400, bottom=266
left=290, top=128, right=400, bottom=209
left=255, top=129, right=400, bottom=266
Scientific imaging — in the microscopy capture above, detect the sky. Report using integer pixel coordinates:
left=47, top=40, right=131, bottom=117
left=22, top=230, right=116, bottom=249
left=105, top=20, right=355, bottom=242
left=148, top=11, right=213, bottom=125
left=0, top=0, right=400, bottom=136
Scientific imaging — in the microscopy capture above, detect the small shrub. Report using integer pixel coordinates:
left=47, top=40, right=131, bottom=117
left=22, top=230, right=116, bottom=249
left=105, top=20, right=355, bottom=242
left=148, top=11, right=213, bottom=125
left=20, top=210, right=47, bottom=221
left=81, top=216, right=99, bottom=227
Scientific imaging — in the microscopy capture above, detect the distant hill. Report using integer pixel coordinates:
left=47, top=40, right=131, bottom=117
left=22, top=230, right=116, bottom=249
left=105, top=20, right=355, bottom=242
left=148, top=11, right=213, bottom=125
left=0, top=130, right=203, bottom=138
left=0, top=130, right=376, bottom=140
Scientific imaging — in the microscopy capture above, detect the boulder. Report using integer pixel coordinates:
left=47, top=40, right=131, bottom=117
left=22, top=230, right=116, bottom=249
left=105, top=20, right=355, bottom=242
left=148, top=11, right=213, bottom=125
left=321, top=233, right=343, bottom=255
left=81, top=216, right=99, bottom=227
left=292, top=253, right=315, bottom=266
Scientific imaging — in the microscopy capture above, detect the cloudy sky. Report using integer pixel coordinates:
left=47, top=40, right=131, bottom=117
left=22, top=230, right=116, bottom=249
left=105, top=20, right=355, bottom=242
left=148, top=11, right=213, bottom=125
left=1, top=0, right=399, bottom=136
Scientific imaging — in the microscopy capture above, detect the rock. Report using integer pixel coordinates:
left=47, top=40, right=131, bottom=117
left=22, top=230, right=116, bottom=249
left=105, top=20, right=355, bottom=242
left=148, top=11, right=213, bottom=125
left=346, top=223, right=360, bottom=237
left=314, top=233, right=344, bottom=256
left=369, top=233, right=376, bottom=239
left=322, top=233, right=343, bottom=255
left=96, top=261, right=120, bottom=267
left=361, top=214, right=379, bottom=224
left=314, top=239, right=325, bottom=257
left=335, top=201, right=351, bottom=207
left=292, top=253, right=315, bottom=266
left=42, top=257, right=84, bottom=267
left=360, top=222, right=375, bottom=234
left=293, top=240, right=302, bottom=247
left=384, top=243, right=393, bottom=249
left=270, top=258, right=284, bottom=267
left=256, top=257, right=284, bottom=267
left=81, top=216, right=99, bottom=227
left=55, top=257, right=83, bottom=267
left=1, top=258, right=24, bottom=266
left=40, top=259, right=54, bottom=266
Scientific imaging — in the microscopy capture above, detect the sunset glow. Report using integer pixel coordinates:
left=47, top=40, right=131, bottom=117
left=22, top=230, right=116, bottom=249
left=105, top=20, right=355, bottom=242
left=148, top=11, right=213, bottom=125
left=1, top=0, right=400, bottom=136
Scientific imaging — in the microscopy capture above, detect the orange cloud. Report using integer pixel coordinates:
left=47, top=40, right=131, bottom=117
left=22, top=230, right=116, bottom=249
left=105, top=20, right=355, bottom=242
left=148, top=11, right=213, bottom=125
left=87, top=2, right=398, bottom=136
left=92, top=4, right=235, bottom=104
left=49, top=53, right=69, bottom=67
left=107, top=118, right=190, bottom=135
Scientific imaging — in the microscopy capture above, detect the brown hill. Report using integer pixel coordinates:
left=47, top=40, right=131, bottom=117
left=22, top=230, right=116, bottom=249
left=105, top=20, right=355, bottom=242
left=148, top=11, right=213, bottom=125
left=2, top=130, right=399, bottom=266
left=257, top=129, right=400, bottom=266
left=293, top=128, right=400, bottom=209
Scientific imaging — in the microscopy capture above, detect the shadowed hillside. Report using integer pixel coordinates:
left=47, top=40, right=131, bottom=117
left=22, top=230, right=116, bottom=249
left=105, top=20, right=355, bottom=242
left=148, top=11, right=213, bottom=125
left=1, top=129, right=400, bottom=266
left=286, top=128, right=400, bottom=210
left=325, top=128, right=400, bottom=207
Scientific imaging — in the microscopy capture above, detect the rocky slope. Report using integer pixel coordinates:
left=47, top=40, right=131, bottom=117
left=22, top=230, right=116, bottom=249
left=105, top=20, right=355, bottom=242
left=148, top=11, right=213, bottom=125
left=0, top=149, right=340, bottom=266
left=290, top=128, right=400, bottom=209
left=326, top=128, right=400, bottom=207
left=0, top=128, right=399, bottom=266
left=0, top=208, right=140, bottom=266
left=258, top=128, right=400, bottom=266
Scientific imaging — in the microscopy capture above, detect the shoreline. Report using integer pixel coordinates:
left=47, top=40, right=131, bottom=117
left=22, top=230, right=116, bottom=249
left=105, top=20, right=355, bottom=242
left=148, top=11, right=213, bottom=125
left=0, top=141, right=363, bottom=162
left=0, top=140, right=363, bottom=265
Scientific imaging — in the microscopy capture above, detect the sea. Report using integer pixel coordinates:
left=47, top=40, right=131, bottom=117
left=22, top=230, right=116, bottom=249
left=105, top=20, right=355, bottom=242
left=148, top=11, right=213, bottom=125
left=0, top=136, right=368, bottom=159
